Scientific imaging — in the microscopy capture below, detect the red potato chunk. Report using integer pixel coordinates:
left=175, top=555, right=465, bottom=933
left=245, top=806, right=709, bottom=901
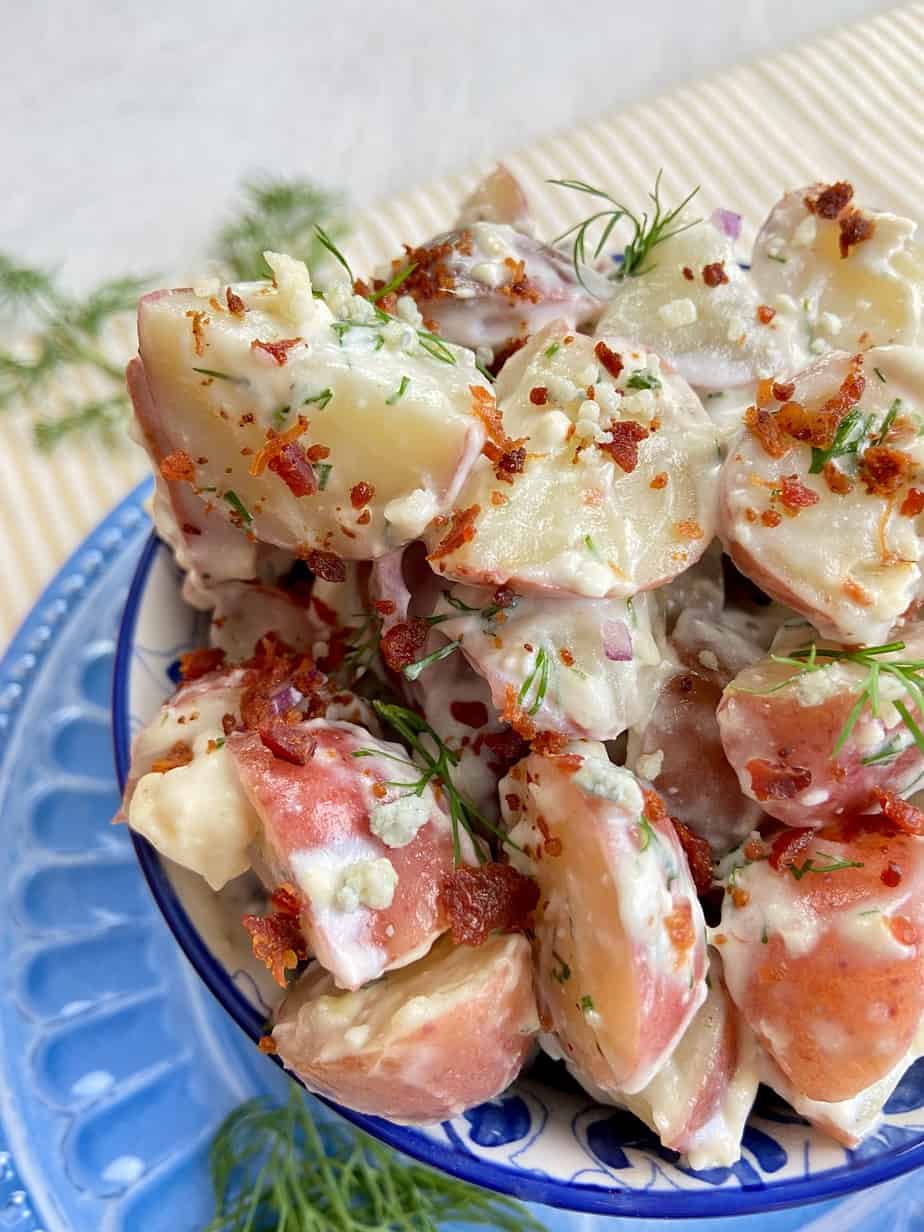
left=229, top=719, right=477, bottom=990
left=272, top=932, right=538, bottom=1123
left=501, top=746, right=707, bottom=1095
left=719, top=346, right=924, bottom=645
left=717, top=631, right=924, bottom=827
left=620, top=954, right=760, bottom=1168
left=718, top=818, right=924, bottom=1101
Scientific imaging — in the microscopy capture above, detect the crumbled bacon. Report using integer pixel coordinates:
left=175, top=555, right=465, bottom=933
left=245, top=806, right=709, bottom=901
left=823, top=461, right=853, bottom=495
left=398, top=234, right=465, bottom=303
left=258, top=1035, right=278, bottom=1055
left=186, top=310, right=208, bottom=355
left=672, top=819, right=714, bottom=897
left=179, top=646, right=226, bottom=680
left=675, top=520, right=703, bottom=540
left=839, top=209, right=875, bottom=259
left=380, top=618, right=429, bottom=672
left=745, top=406, right=789, bottom=459
left=429, top=504, right=481, bottom=560
left=761, top=508, right=782, bottom=527
left=150, top=740, right=194, bottom=773
left=768, top=827, right=814, bottom=872
left=650, top=472, right=668, bottom=490
left=305, top=550, right=346, bottom=583
left=469, top=386, right=513, bottom=451
left=756, top=304, right=776, bottom=324
left=806, top=181, right=854, bottom=219
left=439, top=863, right=540, bottom=946
left=267, top=443, right=316, bottom=497
left=449, top=700, right=489, bottom=729
left=226, top=287, right=245, bottom=315
left=251, top=338, right=303, bottom=366
left=495, top=446, right=526, bottom=482
left=746, top=758, right=812, bottom=801
left=859, top=445, right=913, bottom=496
left=250, top=417, right=310, bottom=477
left=242, top=884, right=308, bottom=986
left=664, top=901, right=695, bottom=958
left=529, top=386, right=549, bottom=406
left=641, top=788, right=667, bottom=824
left=259, top=721, right=317, bottom=766
left=222, top=712, right=237, bottom=736
left=160, top=450, right=196, bottom=482
left=776, top=355, right=865, bottom=449
left=350, top=481, right=375, bottom=508
left=872, top=788, right=924, bottom=835
left=481, top=726, right=529, bottom=775
left=594, top=340, right=624, bottom=380
left=682, top=266, right=695, bottom=280
left=599, top=420, right=649, bottom=473
left=772, top=380, right=795, bottom=403
left=779, top=474, right=820, bottom=511
left=901, top=488, right=924, bottom=517
left=306, top=443, right=330, bottom=462
left=702, top=261, right=729, bottom=287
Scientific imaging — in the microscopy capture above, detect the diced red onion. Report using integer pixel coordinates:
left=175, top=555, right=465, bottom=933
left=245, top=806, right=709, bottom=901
left=711, top=208, right=742, bottom=243
left=269, top=684, right=303, bottom=716
left=602, top=619, right=632, bottom=662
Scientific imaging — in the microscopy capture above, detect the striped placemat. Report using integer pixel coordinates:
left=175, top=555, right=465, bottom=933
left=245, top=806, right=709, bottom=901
left=3, top=1, right=923, bottom=645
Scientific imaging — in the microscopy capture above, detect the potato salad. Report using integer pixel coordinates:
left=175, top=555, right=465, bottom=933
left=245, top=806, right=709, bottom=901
left=121, top=168, right=924, bottom=1167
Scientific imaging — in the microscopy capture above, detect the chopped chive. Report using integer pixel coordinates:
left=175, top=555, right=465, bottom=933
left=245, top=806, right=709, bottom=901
left=192, top=367, right=247, bottom=384
left=544, top=342, right=561, bottom=359
left=875, top=398, right=902, bottom=445
left=272, top=404, right=291, bottom=428
left=625, top=370, right=661, bottom=391
left=767, top=252, right=788, bottom=263
left=223, top=489, right=252, bottom=525
left=386, top=375, right=410, bottom=405
left=370, top=262, right=417, bottom=302
left=303, top=387, right=333, bottom=410
left=552, top=951, right=571, bottom=983
left=402, top=640, right=460, bottom=682
left=579, top=994, right=595, bottom=1014
left=315, top=462, right=332, bottom=490
left=314, top=224, right=353, bottom=282
left=874, top=366, right=887, bottom=382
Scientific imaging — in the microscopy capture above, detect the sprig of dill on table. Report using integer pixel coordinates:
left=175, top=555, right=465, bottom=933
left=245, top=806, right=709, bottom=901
left=0, top=177, right=345, bottom=449
left=548, top=170, right=700, bottom=292
left=203, top=1087, right=546, bottom=1232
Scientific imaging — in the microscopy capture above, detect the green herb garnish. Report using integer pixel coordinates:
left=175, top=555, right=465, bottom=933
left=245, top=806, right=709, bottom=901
left=579, top=994, right=595, bottom=1014
left=875, top=398, right=902, bottom=445
left=315, top=462, right=333, bottom=490
left=638, top=815, right=657, bottom=852
left=192, top=367, right=248, bottom=384
left=314, top=223, right=354, bottom=283
left=386, top=375, right=410, bottom=405
left=874, top=366, right=888, bottom=383
left=223, top=490, right=253, bottom=525
left=625, top=370, right=662, bottom=391
left=549, top=171, right=700, bottom=290
left=370, top=262, right=417, bottom=303
left=544, top=342, right=561, bottom=359
left=303, top=387, right=333, bottom=410
left=402, top=639, right=460, bottom=681
left=517, top=645, right=550, bottom=716
left=808, top=407, right=871, bottom=474
left=204, top=1087, right=545, bottom=1232
left=442, top=590, right=513, bottom=622
left=788, top=853, right=865, bottom=880
left=214, top=177, right=345, bottom=281
left=552, top=951, right=572, bottom=984
left=767, top=251, right=788, bottom=263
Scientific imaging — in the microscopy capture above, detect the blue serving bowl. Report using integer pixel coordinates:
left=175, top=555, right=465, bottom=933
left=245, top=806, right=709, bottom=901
left=113, top=528, right=924, bottom=1218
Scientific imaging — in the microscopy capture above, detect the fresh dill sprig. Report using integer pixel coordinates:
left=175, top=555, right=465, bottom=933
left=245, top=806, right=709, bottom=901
left=788, top=853, right=864, bottom=880
left=517, top=645, right=550, bottom=717
left=214, top=177, right=346, bottom=281
left=204, top=1086, right=546, bottom=1232
left=402, top=639, right=460, bottom=682
left=548, top=171, right=700, bottom=292
left=808, top=407, right=871, bottom=474
left=760, top=640, right=924, bottom=759
left=340, top=611, right=383, bottom=681
left=365, top=699, right=518, bottom=864
left=33, top=395, right=127, bottom=452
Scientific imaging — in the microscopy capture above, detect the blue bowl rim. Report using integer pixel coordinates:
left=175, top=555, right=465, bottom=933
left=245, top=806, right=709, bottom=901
left=112, top=510, right=924, bottom=1218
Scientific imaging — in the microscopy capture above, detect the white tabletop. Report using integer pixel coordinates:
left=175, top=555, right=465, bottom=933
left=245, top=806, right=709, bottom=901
left=2, top=0, right=891, bottom=293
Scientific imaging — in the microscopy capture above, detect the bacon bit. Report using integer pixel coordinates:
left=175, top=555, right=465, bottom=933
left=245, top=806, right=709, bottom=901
left=761, top=508, right=782, bottom=527
left=824, top=461, right=853, bottom=495
left=872, top=788, right=924, bottom=835
left=882, top=862, right=903, bottom=888
left=250, top=416, right=310, bottom=477
left=744, top=836, right=767, bottom=861
left=682, top=266, right=695, bottom=280
left=160, top=450, right=196, bottom=482
left=380, top=618, right=429, bottom=672
left=350, top=481, right=375, bottom=508
left=449, top=700, right=489, bottom=729
left=259, top=721, right=316, bottom=766
left=150, top=740, right=194, bottom=773
left=779, top=474, right=820, bottom=512
left=757, top=304, right=776, bottom=325
left=594, top=340, right=624, bottom=380
left=806, top=181, right=854, bottom=218
left=702, top=261, right=729, bottom=287
left=901, top=488, right=924, bottom=517
left=496, top=446, right=526, bottom=482
left=559, top=646, right=575, bottom=667
left=491, top=490, right=508, bottom=506
left=552, top=753, right=584, bottom=774
left=469, top=385, right=512, bottom=450
left=768, top=827, right=814, bottom=872
left=226, top=287, right=245, bottom=316
left=179, top=646, right=226, bottom=680
left=839, top=209, right=875, bottom=258
left=756, top=379, right=775, bottom=408
left=859, top=446, right=913, bottom=496
left=672, top=818, right=713, bottom=897
left=257, top=1035, right=278, bottom=1055
left=305, top=550, right=346, bottom=583
left=642, top=787, right=668, bottom=823
left=529, top=386, right=549, bottom=406
left=890, top=915, right=919, bottom=946
left=650, top=472, right=668, bottom=490
left=372, top=782, right=388, bottom=800
left=599, top=420, right=649, bottom=473
left=747, top=758, right=812, bottom=802
left=222, top=713, right=237, bottom=736
left=242, top=884, right=308, bottom=986
left=481, top=726, right=529, bottom=775
left=675, top=520, right=703, bottom=540
left=306, top=443, right=330, bottom=462
left=731, top=887, right=751, bottom=909
left=429, top=504, right=481, bottom=561
left=251, top=337, right=303, bottom=366
left=439, top=863, right=540, bottom=946
left=186, top=310, right=208, bottom=355
left=268, top=443, right=316, bottom=497
left=843, top=577, right=874, bottom=607
left=374, top=599, right=396, bottom=617
left=664, top=901, right=695, bottom=958
left=181, top=523, right=202, bottom=538
left=745, top=406, right=789, bottom=458
left=492, top=585, right=516, bottom=609
left=771, top=380, right=795, bottom=403
left=745, top=507, right=758, bottom=522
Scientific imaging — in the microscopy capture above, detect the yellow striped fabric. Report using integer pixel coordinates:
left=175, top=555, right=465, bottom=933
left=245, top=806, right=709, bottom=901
left=2, top=2, right=923, bottom=646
